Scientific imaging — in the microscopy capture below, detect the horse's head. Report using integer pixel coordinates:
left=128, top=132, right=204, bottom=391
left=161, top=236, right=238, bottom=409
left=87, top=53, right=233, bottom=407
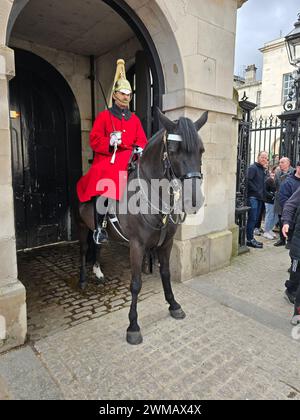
left=157, top=108, right=207, bottom=214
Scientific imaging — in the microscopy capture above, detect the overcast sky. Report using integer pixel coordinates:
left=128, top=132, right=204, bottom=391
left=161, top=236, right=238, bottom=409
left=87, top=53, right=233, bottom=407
left=234, top=0, right=300, bottom=79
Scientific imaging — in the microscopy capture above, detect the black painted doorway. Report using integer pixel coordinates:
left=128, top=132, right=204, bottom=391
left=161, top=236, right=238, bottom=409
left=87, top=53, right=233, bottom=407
left=9, top=49, right=82, bottom=250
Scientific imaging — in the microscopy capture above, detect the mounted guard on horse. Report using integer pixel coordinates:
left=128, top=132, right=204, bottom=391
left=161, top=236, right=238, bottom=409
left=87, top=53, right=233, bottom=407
left=76, top=59, right=147, bottom=243
left=76, top=58, right=208, bottom=344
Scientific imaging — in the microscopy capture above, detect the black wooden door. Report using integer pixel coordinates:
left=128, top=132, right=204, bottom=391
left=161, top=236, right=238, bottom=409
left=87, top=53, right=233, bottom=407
left=10, top=65, right=69, bottom=250
left=135, top=50, right=152, bottom=138
left=128, top=51, right=153, bottom=138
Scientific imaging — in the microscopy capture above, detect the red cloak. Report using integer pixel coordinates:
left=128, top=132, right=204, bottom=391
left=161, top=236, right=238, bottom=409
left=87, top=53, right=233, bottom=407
left=77, top=109, right=147, bottom=202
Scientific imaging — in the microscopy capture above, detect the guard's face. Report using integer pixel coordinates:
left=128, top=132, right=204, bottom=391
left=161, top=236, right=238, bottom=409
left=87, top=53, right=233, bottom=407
left=113, top=91, right=132, bottom=109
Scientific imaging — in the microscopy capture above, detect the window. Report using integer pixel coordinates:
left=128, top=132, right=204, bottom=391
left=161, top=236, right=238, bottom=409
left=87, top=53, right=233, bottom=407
left=282, top=73, right=295, bottom=103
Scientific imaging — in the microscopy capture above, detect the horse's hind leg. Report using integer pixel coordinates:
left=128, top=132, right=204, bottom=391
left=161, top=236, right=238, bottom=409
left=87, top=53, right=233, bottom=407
left=157, top=240, right=186, bottom=319
left=79, top=223, right=89, bottom=290
left=127, top=240, right=145, bottom=345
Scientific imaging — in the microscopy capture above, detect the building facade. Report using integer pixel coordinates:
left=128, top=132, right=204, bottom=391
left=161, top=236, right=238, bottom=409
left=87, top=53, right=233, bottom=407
left=259, top=38, right=296, bottom=117
left=235, top=36, right=297, bottom=163
left=236, top=38, right=296, bottom=118
left=0, top=0, right=246, bottom=352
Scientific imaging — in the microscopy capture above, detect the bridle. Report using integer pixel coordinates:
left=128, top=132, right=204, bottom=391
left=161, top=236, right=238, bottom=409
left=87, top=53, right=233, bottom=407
left=136, top=129, right=203, bottom=229
left=162, top=131, right=203, bottom=183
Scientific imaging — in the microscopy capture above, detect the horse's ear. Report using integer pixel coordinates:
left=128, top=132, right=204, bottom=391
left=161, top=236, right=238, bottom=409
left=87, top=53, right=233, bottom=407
left=194, top=111, right=208, bottom=131
left=156, top=107, right=177, bottom=132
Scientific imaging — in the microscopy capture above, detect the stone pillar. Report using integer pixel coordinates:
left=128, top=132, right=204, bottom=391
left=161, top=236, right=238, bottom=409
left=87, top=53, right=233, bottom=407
left=165, top=106, right=235, bottom=282
left=159, top=0, right=239, bottom=281
left=0, top=45, right=27, bottom=353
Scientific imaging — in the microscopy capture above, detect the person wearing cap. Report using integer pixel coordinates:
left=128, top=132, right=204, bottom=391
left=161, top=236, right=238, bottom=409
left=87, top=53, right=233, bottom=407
left=77, top=59, right=147, bottom=244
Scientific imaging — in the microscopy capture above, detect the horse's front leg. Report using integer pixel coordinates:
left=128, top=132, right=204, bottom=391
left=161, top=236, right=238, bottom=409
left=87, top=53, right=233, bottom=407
left=127, top=240, right=145, bottom=345
left=157, top=240, right=186, bottom=319
left=93, top=244, right=105, bottom=284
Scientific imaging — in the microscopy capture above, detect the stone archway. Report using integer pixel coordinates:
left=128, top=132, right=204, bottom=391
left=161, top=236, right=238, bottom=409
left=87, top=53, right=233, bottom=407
left=1, top=0, right=185, bottom=353
left=7, top=0, right=185, bottom=117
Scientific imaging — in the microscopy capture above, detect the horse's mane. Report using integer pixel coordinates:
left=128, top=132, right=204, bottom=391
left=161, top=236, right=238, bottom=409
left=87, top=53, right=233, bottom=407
left=144, top=117, right=204, bottom=154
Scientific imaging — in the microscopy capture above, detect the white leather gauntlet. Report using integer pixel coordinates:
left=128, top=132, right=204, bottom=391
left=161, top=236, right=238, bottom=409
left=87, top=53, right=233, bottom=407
left=110, top=131, right=122, bottom=147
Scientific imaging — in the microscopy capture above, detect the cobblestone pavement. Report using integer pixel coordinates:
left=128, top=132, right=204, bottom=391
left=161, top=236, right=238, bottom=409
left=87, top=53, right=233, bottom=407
left=2, top=236, right=300, bottom=399
left=17, top=242, right=161, bottom=341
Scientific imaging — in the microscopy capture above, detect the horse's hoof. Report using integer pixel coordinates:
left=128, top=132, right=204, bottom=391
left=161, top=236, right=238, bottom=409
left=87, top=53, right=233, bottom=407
left=126, top=330, right=143, bottom=345
left=169, top=307, right=186, bottom=319
left=95, top=277, right=105, bottom=286
left=79, top=282, right=87, bottom=290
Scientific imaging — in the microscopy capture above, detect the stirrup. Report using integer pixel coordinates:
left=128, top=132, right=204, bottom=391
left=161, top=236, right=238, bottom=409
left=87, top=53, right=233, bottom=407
left=93, top=228, right=108, bottom=245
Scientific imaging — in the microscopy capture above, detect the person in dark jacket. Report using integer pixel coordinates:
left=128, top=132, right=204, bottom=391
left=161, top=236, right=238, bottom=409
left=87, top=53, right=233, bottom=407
left=263, top=166, right=278, bottom=239
left=246, top=151, right=268, bottom=248
left=273, top=157, right=294, bottom=246
left=279, top=162, right=300, bottom=210
left=279, top=162, right=300, bottom=250
left=289, top=210, right=300, bottom=325
left=282, top=188, right=300, bottom=315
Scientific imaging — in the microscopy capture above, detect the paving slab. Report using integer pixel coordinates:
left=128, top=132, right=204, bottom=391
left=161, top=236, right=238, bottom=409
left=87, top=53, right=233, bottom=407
left=1, top=238, right=299, bottom=400
left=0, top=346, right=63, bottom=400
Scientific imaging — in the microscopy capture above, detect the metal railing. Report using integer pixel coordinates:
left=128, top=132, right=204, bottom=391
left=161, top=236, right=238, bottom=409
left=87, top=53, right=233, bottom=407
left=249, top=115, right=283, bottom=167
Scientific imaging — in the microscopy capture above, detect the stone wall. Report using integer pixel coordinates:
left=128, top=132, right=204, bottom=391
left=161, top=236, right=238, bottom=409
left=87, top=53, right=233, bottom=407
left=0, top=43, right=26, bottom=352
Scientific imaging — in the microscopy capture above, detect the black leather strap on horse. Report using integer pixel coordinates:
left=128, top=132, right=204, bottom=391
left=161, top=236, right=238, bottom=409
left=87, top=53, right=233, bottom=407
left=107, top=210, right=169, bottom=247
left=108, top=213, right=129, bottom=242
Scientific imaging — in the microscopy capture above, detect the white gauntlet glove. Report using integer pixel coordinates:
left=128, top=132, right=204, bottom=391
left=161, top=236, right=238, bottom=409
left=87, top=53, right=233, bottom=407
left=134, top=146, right=144, bottom=155
left=110, top=131, right=122, bottom=147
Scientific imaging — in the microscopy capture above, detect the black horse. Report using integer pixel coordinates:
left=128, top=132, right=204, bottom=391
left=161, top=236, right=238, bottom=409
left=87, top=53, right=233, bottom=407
left=77, top=108, right=207, bottom=344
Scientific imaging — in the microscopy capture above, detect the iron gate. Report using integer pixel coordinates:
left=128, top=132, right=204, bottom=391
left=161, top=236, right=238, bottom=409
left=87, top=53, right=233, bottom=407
left=249, top=115, right=283, bottom=167
left=235, top=99, right=254, bottom=253
left=236, top=96, right=300, bottom=252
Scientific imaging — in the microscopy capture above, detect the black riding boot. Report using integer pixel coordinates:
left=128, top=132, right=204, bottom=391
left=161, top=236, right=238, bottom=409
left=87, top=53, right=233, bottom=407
left=93, top=198, right=108, bottom=245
